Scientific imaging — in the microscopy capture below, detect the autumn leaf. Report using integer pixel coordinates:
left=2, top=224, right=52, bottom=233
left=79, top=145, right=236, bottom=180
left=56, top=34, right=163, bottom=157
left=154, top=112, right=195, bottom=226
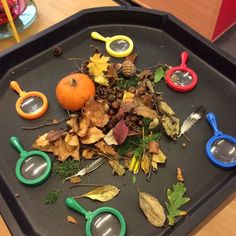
left=65, top=133, right=79, bottom=147
left=69, top=176, right=81, bottom=184
left=84, top=98, right=109, bottom=128
left=152, top=149, right=167, bottom=164
left=67, top=215, right=79, bottom=224
left=141, top=154, right=150, bottom=175
left=149, top=118, right=159, bottom=129
left=87, top=53, right=110, bottom=78
left=67, top=115, right=80, bottom=133
left=80, top=127, right=105, bottom=144
left=149, top=141, right=159, bottom=154
left=33, top=133, right=55, bottom=152
left=82, top=149, right=95, bottom=159
left=77, top=113, right=90, bottom=137
left=177, top=167, right=184, bottom=182
left=139, top=192, right=166, bottom=227
left=108, top=160, right=125, bottom=176
left=95, top=141, right=117, bottom=157
left=94, top=75, right=109, bottom=86
left=53, top=138, right=80, bottom=161
left=113, top=120, right=129, bottom=145
left=161, top=115, right=180, bottom=140
left=134, top=106, right=158, bottom=119
left=154, top=66, right=165, bottom=83
left=122, top=91, right=135, bottom=102
left=106, top=63, right=118, bottom=79
left=104, top=129, right=118, bottom=146
left=159, top=101, right=175, bottom=116
left=75, top=185, right=120, bottom=202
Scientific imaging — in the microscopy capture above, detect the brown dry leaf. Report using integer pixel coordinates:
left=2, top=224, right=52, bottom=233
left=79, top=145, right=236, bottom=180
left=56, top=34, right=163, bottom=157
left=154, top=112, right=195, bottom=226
left=67, top=215, right=79, bottom=224
left=79, top=185, right=120, bottom=202
left=82, top=149, right=95, bottom=159
left=95, top=141, right=117, bottom=157
left=134, top=106, right=158, bottom=119
left=141, top=94, right=153, bottom=107
left=65, top=133, right=80, bottom=147
left=139, top=192, right=166, bottom=227
left=67, top=115, right=79, bottom=133
left=80, top=127, right=105, bottom=144
left=87, top=53, right=110, bottom=77
left=159, top=101, right=175, bottom=116
left=108, top=160, right=125, bottom=176
left=177, top=167, right=184, bottom=182
left=104, top=129, right=118, bottom=146
left=77, top=113, right=91, bottom=137
left=53, top=139, right=80, bottom=161
left=126, top=53, right=137, bottom=63
left=84, top=98, right=109, bottom=128
left=122, top=91, right=135, bottom=102
left=161, top=115, right=180, bottom=140
left=119, top=101, right=137, bottom=112
left=139, top=69, right=153, bottom=80
left=106, top=63, right=118, bottom=79
left=141, top=154, right=150, bottom=175
left=69, top=176, right=81, bottom=184
left=149, top=141, right=159, bottom=154
left=32, top=133, right=55, bottom=152
left=152, top=149, right=167, bottom=164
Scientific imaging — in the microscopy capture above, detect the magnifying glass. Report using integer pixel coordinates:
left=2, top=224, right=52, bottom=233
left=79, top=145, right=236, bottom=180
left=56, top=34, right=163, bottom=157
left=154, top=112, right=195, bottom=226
left=10, top=136, right=52, bottom=185
left=65, top=197, right=126, bottom=236
left=10, top=81, right=48, bottom=119
left=206, top=113, right=236, bottom=168
left=165, top=51, right=198, bottom=92
left=91, top=31, right=134, bottom=58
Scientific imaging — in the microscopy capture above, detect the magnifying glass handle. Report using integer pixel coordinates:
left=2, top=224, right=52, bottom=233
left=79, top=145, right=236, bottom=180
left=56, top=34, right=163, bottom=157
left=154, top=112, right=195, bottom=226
left=206, top=113, right=223, bottom=136
left=181, top=51, right=188, bottom=67
left=10, top=81, right=26, bottom=97
left=10, top=136, right=27, bottom=155
left=65, top=197, right=88, bottom=217
left=91, top=31, right=108, bottom=42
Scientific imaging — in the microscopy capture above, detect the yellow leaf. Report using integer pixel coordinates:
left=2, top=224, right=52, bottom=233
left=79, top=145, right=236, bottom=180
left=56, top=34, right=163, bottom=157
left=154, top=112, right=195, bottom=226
left=65, top=134, right=79, bottom=147
left=152, top=149, right=167, bottom=163
left=32, top=133, right=55, bottom=152
left=108, top=160, right=125, bottom=176
left=80, top=127, right=105, bottom=144
left=79, top=185, right=120, bottom=202
left=69, top=176, right=81, bottom=184
left=87, top=53, right=110, bottom=77
left=94, top=75, right=109, bottom=86
left=122, top=91, right=135, bottom=102
left=141, top=154, right=150, bottom=175
left=77, top=113, right=91, bottom=137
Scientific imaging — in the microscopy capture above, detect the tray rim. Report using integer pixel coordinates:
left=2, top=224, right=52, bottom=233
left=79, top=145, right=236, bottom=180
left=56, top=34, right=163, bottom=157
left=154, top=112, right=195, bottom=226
left=0, top=6, right=236, bottom=236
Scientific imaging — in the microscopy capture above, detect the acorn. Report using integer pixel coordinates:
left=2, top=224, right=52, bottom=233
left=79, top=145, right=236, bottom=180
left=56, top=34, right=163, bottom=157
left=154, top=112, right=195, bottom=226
left=121, top=60, right=136, bottom=78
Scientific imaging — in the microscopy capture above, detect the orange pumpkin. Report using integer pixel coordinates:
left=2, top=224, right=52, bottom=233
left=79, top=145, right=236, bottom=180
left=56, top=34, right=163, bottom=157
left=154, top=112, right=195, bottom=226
left=56, top=73, right=95, bottom=111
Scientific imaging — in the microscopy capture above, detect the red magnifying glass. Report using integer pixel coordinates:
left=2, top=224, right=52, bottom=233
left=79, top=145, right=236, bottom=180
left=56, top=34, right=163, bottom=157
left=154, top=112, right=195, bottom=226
left=165, top=51, right=198, bottom=92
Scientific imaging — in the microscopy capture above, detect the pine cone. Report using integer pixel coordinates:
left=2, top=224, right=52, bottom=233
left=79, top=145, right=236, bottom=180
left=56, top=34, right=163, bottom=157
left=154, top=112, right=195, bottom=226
left=96, top=85, right=109, bottom=99
left=121, top=60, right=136, bottom=78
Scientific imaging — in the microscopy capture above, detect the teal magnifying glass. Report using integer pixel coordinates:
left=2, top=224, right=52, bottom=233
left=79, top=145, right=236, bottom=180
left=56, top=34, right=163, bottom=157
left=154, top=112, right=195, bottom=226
left=10, top=136, right=51, bottom=185
left=66, top=197, right=126, bottom=236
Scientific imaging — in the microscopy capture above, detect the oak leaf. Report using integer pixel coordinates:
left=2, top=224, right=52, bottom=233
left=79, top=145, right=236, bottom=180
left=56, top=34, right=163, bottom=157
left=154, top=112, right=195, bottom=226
left=80, top=127, right=105, bottom=144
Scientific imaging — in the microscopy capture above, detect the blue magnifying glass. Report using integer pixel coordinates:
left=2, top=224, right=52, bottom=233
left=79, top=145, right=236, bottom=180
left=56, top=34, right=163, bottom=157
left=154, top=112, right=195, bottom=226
left=206, top=113, right=236, bottom=168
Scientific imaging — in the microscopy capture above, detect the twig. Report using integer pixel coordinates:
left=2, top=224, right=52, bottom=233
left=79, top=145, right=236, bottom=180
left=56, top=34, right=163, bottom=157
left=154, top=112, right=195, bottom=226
left=67, top=57, right=86, bottom=61
left=69, top=183, right=104, bottom=189
left=183, top=134, right=191, bottom=143
left=21, top=118, right=67, bottom=130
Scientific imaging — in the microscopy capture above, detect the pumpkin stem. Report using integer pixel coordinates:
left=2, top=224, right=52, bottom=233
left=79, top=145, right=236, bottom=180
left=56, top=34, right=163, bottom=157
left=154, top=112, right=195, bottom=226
left=71, top=78, right=77, bottom=87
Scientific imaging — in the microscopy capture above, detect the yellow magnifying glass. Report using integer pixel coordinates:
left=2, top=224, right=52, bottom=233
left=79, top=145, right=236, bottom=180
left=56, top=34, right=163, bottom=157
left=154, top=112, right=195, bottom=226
left=91, top=31, right=134, bottom=58
left=10, top=81, right=48, bottom=119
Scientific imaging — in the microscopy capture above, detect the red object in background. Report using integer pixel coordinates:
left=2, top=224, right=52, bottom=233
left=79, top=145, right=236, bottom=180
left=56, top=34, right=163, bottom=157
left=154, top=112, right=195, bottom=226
left=212, top=0, right=236, bottom=40
left=0, top=0, right=27, bottom=25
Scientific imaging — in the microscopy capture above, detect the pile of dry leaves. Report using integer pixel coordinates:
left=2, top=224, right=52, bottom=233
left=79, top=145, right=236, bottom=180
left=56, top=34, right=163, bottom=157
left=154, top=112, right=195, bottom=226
left=33, top=51, right=181, bottom=179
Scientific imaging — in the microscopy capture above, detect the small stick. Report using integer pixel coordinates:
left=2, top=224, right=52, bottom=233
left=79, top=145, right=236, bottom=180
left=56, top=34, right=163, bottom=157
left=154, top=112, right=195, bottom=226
left=69, top=183, right=104, bottom=189
left=21, top=118, right=67, bottom=130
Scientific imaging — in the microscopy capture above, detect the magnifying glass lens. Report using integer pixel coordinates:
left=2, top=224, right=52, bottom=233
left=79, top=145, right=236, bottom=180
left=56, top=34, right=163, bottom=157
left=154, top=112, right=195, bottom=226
left=171, top=70, right=193, bottom=86
left=110, top=39, right=130, bottom=52
left=91, top=213, right=121, bottom=236
left=20, top=96, right=44, bottom=114
left=20, top=155, right=48, bottom=180
left=211, top=139, right=236, bottom=163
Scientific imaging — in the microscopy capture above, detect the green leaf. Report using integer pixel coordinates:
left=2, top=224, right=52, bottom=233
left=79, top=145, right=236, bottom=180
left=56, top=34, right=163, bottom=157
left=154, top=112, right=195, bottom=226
left=165, top=182, right=190, bottom=226
left=154, top=67, right=165, bottom=83
left=45, top=189, right=60, bottom=205
left=132, top=175, right=136, bottom=184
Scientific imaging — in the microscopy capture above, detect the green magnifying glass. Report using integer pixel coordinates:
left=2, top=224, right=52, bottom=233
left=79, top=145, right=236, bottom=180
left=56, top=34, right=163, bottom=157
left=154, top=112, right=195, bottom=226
left=91, top=31, right=134, bottom=58
left=65, top=197, right=126, bottom=236
left=10, top=136, right=51, bottom=186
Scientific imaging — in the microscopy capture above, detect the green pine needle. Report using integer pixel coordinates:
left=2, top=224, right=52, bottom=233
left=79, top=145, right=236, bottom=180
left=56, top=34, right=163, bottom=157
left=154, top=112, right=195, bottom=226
left=53, top=159, right=80, bottom=180
left=116, top=76, right=139, bottom=89
left=45, top=189, right=60, bottom=205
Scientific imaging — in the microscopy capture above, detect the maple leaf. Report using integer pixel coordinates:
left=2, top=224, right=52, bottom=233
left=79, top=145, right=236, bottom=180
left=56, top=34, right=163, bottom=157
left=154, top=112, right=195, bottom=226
left=113, top=120, right=129, bottom=145
left=80, top=127, right=105, bottom=144
left=87, top=53, right=110, bottom=77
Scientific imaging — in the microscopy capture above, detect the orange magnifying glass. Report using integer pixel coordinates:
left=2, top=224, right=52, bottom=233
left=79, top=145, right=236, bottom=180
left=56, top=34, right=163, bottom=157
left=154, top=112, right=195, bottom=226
left=10, top=81, right=48, bottom=119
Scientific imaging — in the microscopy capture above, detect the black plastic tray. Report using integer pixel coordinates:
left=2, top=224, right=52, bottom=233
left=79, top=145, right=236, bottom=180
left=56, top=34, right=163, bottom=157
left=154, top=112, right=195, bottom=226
left=0, top=7, right=235, bottom=236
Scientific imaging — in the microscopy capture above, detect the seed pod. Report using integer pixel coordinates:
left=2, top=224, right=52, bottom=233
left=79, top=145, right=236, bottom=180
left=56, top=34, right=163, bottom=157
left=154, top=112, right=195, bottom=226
left=139, top=192, right=166, bottom=227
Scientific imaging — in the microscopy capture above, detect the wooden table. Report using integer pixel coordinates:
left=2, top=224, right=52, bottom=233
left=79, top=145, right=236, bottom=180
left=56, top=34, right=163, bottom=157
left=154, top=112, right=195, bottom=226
left=0, top=1, right=235, bottom=235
